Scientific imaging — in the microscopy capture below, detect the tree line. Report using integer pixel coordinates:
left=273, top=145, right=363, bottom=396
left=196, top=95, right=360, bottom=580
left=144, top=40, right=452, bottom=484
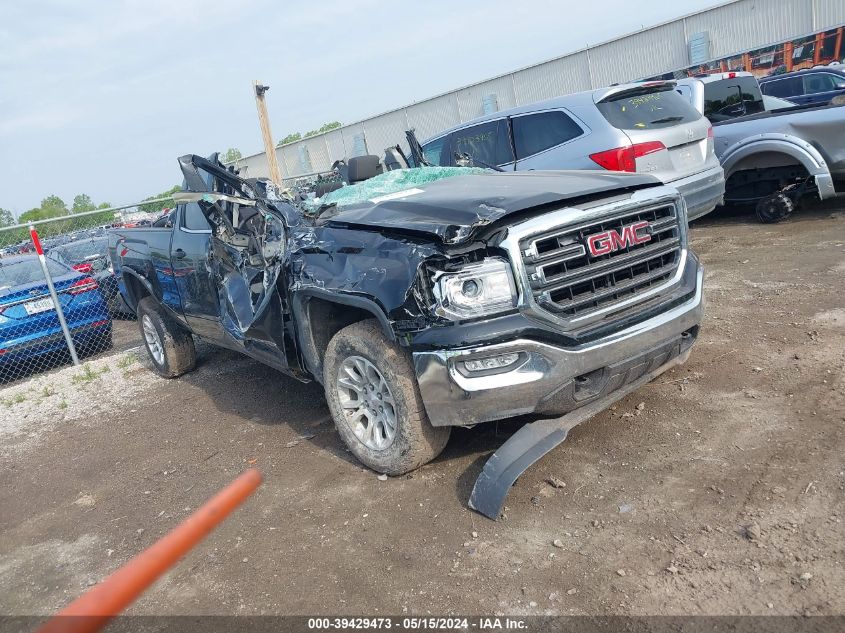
left=0, top=146, right=262, bottom=245
left=0, top=194, right=117, bottom=244
left=0, top=184, right=185, bottom=244
left=0, top=194, right=112, bottom=227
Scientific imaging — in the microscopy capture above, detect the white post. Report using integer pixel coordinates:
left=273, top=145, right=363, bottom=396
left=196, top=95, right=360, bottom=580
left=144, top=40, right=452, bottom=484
left=29, top=224, right=80, bottom=365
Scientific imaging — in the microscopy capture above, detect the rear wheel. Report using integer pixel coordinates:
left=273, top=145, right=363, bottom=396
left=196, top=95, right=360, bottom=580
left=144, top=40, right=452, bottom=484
left=323, top=320, right=450, bottom=475
left=136, top=297, right=196, bottom=378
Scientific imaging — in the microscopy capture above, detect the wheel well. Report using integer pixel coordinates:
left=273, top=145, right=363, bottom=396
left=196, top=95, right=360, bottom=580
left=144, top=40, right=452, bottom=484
left=730, top=151, right=802, bottom=173
left=725, top=155, right=810, bottom=204
left=302, top=297, right=385, bottom=381
left=122, top=273, right=150, bottom=311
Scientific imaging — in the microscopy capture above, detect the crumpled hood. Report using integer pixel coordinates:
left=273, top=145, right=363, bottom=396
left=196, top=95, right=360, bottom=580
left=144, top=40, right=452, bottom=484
left=320, top=170, right=660, bottom=243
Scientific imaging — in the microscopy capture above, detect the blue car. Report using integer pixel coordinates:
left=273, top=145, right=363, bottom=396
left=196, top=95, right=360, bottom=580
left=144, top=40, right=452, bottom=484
left=0, top=255, right=112, bottom=379
left=760, top=67, right=845, bottom=106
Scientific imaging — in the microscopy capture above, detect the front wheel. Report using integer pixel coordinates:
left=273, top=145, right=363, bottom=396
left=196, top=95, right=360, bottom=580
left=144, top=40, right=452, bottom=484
left=136, top=297, right=196, bottom=378
left=756, top=191, right=795, bottom=223
left=323, top=320, right=450, bottom=475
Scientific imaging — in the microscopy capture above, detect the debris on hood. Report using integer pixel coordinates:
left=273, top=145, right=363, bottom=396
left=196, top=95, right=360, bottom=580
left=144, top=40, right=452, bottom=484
left=304, top=166, right=489, bottom=212
left=318, top=170, right=660, bottom=244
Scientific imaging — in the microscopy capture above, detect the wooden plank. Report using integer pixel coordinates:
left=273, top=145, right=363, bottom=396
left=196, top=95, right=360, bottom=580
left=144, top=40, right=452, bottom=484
left=253, top=80, right=283, bottom=186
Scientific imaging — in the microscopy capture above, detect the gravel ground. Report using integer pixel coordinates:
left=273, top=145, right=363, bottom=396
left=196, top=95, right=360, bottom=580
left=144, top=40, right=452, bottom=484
left=0, top=202, right=843, bottom=616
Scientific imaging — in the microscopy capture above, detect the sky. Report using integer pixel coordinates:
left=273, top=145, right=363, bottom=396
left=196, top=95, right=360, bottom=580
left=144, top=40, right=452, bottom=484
left=0, top=0, right=724, bottom=217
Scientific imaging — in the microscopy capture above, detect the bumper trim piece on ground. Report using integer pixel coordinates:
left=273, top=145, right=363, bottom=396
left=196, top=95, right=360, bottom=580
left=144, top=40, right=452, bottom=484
left=468, top=347, right=691, bottom=520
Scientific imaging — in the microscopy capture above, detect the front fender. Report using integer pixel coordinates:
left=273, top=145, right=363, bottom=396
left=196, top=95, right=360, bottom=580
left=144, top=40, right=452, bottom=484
left=720, top=134, right=836, bottom=199
left=291, top=289, right=398, bottom=382
left=292, top=289, right=395, bottom=341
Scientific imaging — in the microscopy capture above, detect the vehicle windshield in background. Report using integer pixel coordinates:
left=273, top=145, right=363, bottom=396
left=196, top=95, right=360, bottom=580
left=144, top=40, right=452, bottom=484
left=597, top=88, right=701, bottom=130
left=703, top=76, right=765, bottom=121
left=51, top=238, right=108, bottom=265
left=0, top=257, right=69, bottom=291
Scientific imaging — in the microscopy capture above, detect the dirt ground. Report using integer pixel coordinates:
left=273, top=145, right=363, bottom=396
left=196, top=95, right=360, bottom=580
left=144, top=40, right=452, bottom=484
left=1, top=202, right=843, bottom=617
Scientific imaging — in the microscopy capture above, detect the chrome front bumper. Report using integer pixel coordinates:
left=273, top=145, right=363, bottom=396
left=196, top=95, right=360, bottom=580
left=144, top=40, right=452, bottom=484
left=671, top=164, right=725, bottom=221
left=413, top=267, right=704, bottom=427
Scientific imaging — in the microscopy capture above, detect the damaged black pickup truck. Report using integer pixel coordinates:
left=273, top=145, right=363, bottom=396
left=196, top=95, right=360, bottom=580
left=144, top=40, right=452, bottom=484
left=109, top=154, right=703, bottom=518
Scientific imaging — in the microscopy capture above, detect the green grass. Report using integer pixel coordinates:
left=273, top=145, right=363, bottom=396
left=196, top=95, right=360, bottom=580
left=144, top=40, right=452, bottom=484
left=116, top=354, right=137, bottom=370
left=41, top=385, right=55, bottom=398
left=2, top=393, right=27, bottom=407
left=58, top=400, right=68, bottom=409
left=71, top=364, right=110, bottom=385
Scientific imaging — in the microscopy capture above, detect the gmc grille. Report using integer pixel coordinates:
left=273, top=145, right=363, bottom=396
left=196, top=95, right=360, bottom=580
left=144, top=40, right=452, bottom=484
left=520, top=204, right=682, bottom=319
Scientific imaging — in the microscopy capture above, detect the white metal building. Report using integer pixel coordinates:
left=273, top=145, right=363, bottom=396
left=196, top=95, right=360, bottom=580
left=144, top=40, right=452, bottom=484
left=234, top=0, right=845, bottom=182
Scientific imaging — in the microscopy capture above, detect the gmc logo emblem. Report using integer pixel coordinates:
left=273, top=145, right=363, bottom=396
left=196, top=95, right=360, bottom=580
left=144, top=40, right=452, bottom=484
left=586, top=221, right=652, bottom=257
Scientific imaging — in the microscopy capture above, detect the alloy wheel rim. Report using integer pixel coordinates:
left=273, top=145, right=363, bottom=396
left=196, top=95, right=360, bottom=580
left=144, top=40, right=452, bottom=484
left=336, top=355, right=397, bottom=451
left=141, top=314, right=165, bottom=365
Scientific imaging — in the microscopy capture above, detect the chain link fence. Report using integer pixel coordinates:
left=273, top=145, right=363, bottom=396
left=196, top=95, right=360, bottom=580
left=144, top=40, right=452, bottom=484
left=0, top=202, right=169, bottom=384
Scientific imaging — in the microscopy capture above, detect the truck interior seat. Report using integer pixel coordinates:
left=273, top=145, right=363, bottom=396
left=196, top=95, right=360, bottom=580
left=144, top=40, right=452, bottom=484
left=347, top=155, right=381, bottom=183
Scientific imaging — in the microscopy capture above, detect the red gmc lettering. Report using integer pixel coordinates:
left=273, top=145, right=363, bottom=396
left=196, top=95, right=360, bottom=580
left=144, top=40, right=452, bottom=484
left=586, top=232, right=613, bottom=256
left=587, top=221, right=651, bottom=257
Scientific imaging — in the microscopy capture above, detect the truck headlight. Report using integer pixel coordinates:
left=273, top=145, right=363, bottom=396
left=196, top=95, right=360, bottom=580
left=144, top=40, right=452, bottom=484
left=433, top=257, right=517, bottom=320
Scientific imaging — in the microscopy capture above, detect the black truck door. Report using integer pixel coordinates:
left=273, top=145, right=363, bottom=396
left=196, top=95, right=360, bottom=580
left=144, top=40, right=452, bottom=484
left=174, top=154, right=293, bottom=373
left=170, top=203, right=227, bottom=342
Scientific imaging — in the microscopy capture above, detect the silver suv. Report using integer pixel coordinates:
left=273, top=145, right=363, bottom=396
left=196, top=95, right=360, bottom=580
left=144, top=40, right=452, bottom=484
left=420, top=81, right=725, bottom=220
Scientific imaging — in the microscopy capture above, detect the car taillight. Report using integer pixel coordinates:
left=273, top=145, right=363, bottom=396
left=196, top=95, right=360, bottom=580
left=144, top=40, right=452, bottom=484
left=589, top=141, right=666, bottom=172
left=590, top=147, right=636, bottom=172
left=707, top=125, right=714, bottom=138
left=632, top=141, right=666, bottom=157
left=72, top=262, right=94, bottom=274
left=68, top=277, right=99, bottom=295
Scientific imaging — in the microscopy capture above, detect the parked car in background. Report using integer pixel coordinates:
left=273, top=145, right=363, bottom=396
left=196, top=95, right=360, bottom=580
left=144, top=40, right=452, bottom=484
left=0, top=255, right=111, bottom=379
left=759, top=67, right=845, bottom=106
left=763, top=94, right=800, bottom=110
left=48, top=236, right=130, bottom=316
left=419, top=81, right=725, bottom=220
left=676, top=72, right=845, bottom=222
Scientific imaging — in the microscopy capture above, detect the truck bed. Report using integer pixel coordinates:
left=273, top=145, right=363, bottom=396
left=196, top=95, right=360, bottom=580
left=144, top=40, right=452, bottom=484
left=712, top=101, right=845, bottom=127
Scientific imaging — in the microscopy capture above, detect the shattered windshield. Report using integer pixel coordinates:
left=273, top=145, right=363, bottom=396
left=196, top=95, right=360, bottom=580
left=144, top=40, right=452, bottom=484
left=303, top=166, right=489, bottom=212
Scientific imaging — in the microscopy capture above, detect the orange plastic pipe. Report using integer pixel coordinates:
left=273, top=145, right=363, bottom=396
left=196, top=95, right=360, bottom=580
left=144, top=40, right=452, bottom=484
left=38, top=468, right=263, bottom=633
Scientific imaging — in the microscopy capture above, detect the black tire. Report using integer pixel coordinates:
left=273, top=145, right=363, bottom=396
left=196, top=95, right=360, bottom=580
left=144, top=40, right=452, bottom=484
left=323, top=320, right=450, bottom=475
left=136, top=296, right=196, bottom=378
left=756, top=192, right=795, bottom=223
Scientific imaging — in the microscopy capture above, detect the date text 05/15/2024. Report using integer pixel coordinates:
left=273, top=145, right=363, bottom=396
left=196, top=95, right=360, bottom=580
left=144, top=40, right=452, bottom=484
left=306, top=617, right=528, bottom=630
